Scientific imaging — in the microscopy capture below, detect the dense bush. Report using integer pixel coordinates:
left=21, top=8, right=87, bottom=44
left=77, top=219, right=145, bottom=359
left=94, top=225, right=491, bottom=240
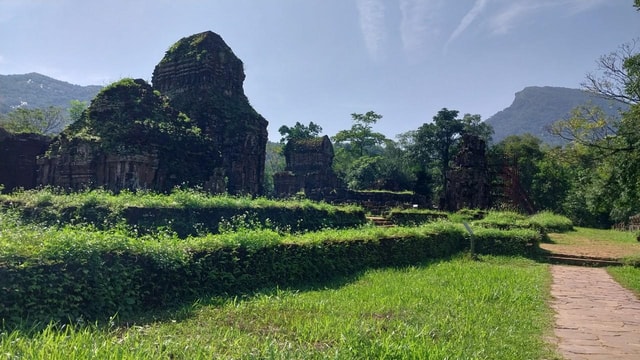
left=0, top=222, right=490, bottom=327
left=0, top=203, right=544, bottom=328
left=471, top=227, right=542, bottom=256
left=527, top=211, right=573, bottom=233
left=472, top=211, right=529, bottom=230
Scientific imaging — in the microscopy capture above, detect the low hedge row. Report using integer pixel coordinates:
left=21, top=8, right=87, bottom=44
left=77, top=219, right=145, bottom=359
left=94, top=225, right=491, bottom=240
left=472, top=211, right=574, bottom=234
left=0, top=201, right=365, bottom=238
left=472, top=227, right=543, bottom=255
left=387, top=209, right=449, bottom=226
left=0, top=222, right=541, bottom=327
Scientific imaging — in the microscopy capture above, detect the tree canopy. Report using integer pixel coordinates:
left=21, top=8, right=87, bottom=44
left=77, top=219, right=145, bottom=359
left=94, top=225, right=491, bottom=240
left=0, top=106, right=67, bottom=135
left=278, top=121, right=322, bottom=143
left=332, top=111, right=388, bottom=157
left=406, top=108, right=492, bottom=203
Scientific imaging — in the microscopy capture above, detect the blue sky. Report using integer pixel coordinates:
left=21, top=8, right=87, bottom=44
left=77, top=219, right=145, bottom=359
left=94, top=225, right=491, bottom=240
left=0, top=0, right=638, bottom=141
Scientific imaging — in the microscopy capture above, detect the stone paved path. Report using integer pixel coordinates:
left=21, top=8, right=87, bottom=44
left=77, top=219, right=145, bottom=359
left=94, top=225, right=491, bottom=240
left=551, top=265, right=640, bottom=359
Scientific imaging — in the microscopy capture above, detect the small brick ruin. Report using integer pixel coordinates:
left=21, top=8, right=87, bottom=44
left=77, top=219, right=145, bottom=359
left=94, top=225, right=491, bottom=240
left=0, top=128, right=51, bottom=192
left=273, top=136, right=340, bottom=199
left=273, top=136, right=430, bottom=213
left=35, top=31, right=268, bottom=194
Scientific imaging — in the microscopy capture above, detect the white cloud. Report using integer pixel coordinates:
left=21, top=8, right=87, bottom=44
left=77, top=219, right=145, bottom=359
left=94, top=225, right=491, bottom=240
left=399, top=0, right=443, bottom=61
left=355, top=0, right=387, bottom=60
left=489, top=2, right=535, bottom=35
left=488, top=0, right=609, bottom=35
left=445, top=0, right=489, bottom=50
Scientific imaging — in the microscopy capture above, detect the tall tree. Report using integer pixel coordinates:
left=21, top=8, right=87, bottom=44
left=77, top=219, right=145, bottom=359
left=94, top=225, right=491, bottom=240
left=582, top=40, right=639, bottom=105
left=461, top=113, right=494, bottom=143
left=0, top=106, right=67, bottom=135
left=405, top=109, right=492, bottom=206
left=332, top=111, right=402, bottom=190
left=531, top=147, right=571, bottom=214
left=332, top=111, right=387, bottom=157
left=489, top=134, right=544, bottom=210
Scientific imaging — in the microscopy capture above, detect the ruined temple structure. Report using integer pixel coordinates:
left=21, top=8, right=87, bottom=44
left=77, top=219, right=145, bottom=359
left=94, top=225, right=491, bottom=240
left=153, top=31, right=268, bottom=194
left=273, top=136, right=341, bottom=199
left=490, top=158, right=535, bottom=214
left=0, top=127, right=51, bottom=193
left=37, top=78, right=220, bottom=191
left=36, top=31, right=268, bottom=194
left=444, top=134, right=490, bottom=211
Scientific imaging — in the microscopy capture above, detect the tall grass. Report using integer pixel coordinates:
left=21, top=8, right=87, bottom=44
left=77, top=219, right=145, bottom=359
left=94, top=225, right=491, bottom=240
left=0, top=256, right=556, bottom=359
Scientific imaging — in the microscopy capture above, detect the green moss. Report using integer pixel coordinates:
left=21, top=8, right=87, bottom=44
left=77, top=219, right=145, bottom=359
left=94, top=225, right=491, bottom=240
left=161, top=32, right=225, bottom=64
left=41, top=78, right=221, bottom=190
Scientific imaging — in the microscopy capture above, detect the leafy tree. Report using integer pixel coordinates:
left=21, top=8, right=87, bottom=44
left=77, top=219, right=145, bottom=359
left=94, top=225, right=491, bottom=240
left=530, top=148, right=571, bottom=214
left=411, top=109, right=462, bottom=194
left=408, top=108, right=491, bottom=204
left=332, top=111, right=387, bottom=157
left=549, top=105, right=620, bottom=150
left=489, top=134, right=544, bottom=210
left=582, top=40, right=639, bottom=105
left=461, top=113, right=494, bottom=143
left=526, top=2, right=640, bottom=224
left=331, top=111, right=391, bottom=190
left=0, top=106, right=67, bottom=135
left=556, top=144, right=611, bottom=227
left=68, top=99, right=89, bottom=124
left=551, top=33, right=640, bottom=224
left=278, top=121, right=322, bottom=143
left=263, top=141, right=286, bottom=195
left=341, top=141, right=415, bottom=191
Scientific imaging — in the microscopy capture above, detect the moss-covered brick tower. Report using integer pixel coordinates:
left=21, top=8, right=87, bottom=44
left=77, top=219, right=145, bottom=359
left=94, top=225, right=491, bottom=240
left=152, top=31, right=268, bottom=195
left=37, top=78, right=218, bottom=191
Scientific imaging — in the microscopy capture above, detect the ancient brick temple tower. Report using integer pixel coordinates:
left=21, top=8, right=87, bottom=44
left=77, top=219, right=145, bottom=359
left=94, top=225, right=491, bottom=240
left=445, top=134, right=490, bottom=211
left=152, top=31, right=268, bottom=195
left=36, top=31, right=268, bottom=195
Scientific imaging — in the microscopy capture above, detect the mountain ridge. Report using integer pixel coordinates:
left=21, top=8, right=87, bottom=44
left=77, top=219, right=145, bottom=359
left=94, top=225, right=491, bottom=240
left=485, top=86, right=625, bottom=145
left=1, top=74, right=627, bottom=146
left=0, top=72, right=102, bottom=114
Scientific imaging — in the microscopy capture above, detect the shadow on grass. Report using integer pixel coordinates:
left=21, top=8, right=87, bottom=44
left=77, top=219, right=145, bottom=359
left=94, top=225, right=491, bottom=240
left=3, top=257, right=456, bottom=335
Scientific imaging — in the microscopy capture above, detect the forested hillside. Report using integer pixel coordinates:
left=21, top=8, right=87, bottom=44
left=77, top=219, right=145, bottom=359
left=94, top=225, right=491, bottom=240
left=0, top=73, right=101, bottom=114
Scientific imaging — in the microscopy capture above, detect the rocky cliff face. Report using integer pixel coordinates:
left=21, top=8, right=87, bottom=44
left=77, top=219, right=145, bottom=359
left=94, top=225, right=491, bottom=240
left=153, top=31, right=268, bottom=195
left=485, top=86, right=624, bottom=145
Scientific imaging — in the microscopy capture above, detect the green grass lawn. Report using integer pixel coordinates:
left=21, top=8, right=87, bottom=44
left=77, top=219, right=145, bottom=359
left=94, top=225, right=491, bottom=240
left=549, top=227, right=638, bottom=245
left=1, top=256, right=557, bottom=359
left=608, top=266, right=640, bottom=296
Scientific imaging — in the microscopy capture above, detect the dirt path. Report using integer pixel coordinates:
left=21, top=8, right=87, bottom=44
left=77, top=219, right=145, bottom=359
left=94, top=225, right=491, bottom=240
left=551, top=265, right=640, bottom=359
